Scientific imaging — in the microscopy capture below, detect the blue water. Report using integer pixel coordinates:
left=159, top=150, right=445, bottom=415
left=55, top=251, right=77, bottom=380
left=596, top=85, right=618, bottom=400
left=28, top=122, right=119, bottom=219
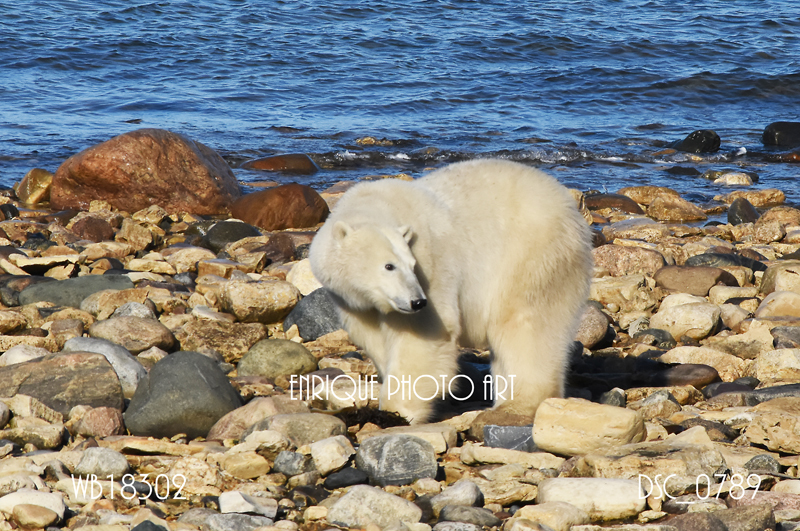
left=1, top=1, right=799, bottom=205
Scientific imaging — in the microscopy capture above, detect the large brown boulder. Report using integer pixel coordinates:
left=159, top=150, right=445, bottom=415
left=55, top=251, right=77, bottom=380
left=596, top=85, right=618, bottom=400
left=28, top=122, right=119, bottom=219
left=51, top=129, right=241, bottom=215
left=232, top=183, right=329, bottom=231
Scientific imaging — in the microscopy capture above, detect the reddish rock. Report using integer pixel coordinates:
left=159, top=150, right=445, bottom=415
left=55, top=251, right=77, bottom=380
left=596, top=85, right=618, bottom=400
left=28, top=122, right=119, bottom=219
left=51, top=129, right=240, bottom=215
left=71, top=216, right=115, bottom=242
left=232, top=183, right=330, bottom=231
left=242, top=153, right=319, bottom=174
left=70, top=406, right=125, bottom=438
left=654, top=266, right=739, bottom=296
left=584, top=193, right=644, bottom=215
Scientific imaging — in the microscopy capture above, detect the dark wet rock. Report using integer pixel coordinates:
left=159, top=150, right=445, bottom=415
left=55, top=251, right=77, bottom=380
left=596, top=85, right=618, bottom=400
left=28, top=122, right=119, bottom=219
left=670, top=129, right=721, bottom=153
left=771, top=326, right=800, bottom=349
left=763, top=121, right=800, bottom=148
left=237, top=339, right=317, bottom=380
left=483, top=425, right=536, bottom=452
left=355, top=434, right=438, bottom=487
left=273, top=451, right=316, bottom=477
left=0, top=352, right=124, bottom=417
left=51, top=128, right=241, bottom=215
left=283, top=288, right=342, bottom=341
left=728, top=197, right=761, bottom=226
left=680, top=418, right=738, bottom=442
left=71, top=216, right=116, bottom=242
left=751, top=383, right=800, bottom=404
left=232, top=184, right=330, bottom=231
left=714, top=504, right=776, bottom=531
left=684, top=252, right=767, bottom=272
left=704, top=382, right=755, bottom=400
left=323, top=466, right=369, bottom=490
left=664, top=166, right=702, bottom=176
left=124, top=351, right=242, bottom=439
left=132, top=522, right=168, bottom=531
left=632, top=328, right=678, bottom=350
left=0, top=204, right=19, bottom=220
left=439, top=506, right=500, bottom=527
left=204, top=221, right=262, bottom=254
left=18, top=275, right=134, bottom=308
left=583, top=193, right=644, bottom=214
left=658, top=363, right=720, bottom=388
left=654, top=265, right=738, bottom=297
left=241, top=153, right=319, bottom=174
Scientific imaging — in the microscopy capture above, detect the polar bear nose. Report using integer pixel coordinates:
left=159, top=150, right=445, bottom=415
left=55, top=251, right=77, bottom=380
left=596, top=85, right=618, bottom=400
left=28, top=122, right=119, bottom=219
left=411, top=298, right=427, bottom=311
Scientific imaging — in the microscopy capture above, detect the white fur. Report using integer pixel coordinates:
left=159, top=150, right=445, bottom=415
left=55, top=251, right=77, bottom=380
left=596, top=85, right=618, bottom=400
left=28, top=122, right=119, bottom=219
left=309, top=159, right=593, bottom=422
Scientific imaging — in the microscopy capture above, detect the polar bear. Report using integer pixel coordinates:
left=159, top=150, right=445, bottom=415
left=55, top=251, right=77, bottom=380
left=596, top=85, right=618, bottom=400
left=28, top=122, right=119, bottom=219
left=309, top=159, right=593, bottom=423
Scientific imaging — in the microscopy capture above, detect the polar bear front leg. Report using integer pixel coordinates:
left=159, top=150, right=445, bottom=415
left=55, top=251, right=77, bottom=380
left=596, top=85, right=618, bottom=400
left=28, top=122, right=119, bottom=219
left=379, top=334, right=460, bottom=423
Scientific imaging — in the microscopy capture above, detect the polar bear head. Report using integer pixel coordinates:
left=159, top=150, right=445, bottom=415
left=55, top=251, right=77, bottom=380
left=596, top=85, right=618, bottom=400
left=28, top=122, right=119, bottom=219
left=312, top=221, right=427, bottom=315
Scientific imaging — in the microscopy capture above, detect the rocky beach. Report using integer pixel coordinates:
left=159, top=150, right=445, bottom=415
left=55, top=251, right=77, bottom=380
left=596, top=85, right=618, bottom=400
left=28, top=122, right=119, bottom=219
left=0, top=126, right=800, bottom=531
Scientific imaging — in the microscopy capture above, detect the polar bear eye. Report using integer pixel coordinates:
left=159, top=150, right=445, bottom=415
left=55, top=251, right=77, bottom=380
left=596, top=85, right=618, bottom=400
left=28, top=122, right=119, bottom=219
left=385, top=264, right=396, bottom=271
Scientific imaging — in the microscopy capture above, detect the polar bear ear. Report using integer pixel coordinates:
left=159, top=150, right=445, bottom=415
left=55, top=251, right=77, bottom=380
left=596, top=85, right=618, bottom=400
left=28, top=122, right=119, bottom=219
left=399, top=225, right=414, bottom=244
left=333, top=221, right=352, bottom=242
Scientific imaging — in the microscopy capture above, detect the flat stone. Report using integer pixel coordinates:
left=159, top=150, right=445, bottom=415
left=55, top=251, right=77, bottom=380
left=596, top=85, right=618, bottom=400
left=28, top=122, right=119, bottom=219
left=218, top=491, right=278, bottom=518
left=173, top=319, right=267, bottom=364
left=745, top=397, right=800, bottom=453
left=685, top=252, right=766, bottom=272
left=18, top=275, right=133, bottom=308
left=512, top=502, right=590, bottom=531
left=323, top=466, right=369, bottom=490
left=532, top=398, right=645, bottom=456
left=282, top=288, right=342, bottom=341
left=756, top=291, right=800, bottom=319
left=753, top=349, right=800, bottom=383
left=0, top=488, right=65, bottom=521
left=654, top=265, right=738, bottom=297
left=666, top=512, right=726, bottom=531
left=241, top=154, right=319, bottom=174
left=658, top=346, right=748, bottom=382
left=207, top=396, right=309, bottom=441
left=62, top=337, right=147, bottom=398
left=439, top=506, right=500, bottom=527
left=327, top=485, right=422, bottom=529
left=163, top=245, right=217, bottom=274
left=584, top=193, right=645, bottom=214
left=0, top=352, right=124, bottom=417
left=592, top=244, right=666, bottom=276
left=124, top=351, right=242, bottom=439
left=537, top=478, right=646, bottom=521
left=203, top=513, right=273, bottom=531
left=589, top=274, right=658, bottom=314
left=355, top=434, right=438, bottom=487
left=357, top=424, right=457, bottom=454
left=647, top=195, right=707, bottom=222
left=650, top=300, right=720, bottom=341
left=460, top=442, right=564, bottom=469
left=0, top=423, right=65, bottom=449
left=89, top=316, right=176, bottom=355
left=617, top=186, right=680, bottom=206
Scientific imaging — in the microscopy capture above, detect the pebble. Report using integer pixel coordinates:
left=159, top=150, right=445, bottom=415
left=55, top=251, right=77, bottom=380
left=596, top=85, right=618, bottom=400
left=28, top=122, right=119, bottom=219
left=309, top=435, right=355, bottom=476
left=536, top=478, right=646, bottom=520
left=438, top=506, right=500, bottom=527
left=237, top=339, right=317, bottom=380
left=532, top=397, right=645, bottom=456
left=0, top=344, right=48, bottom=366
left=327, top=485, right=422, bottom=529
left=430, top=479, right=484, bottom=517
left=355, top=434, right=438, bottom=486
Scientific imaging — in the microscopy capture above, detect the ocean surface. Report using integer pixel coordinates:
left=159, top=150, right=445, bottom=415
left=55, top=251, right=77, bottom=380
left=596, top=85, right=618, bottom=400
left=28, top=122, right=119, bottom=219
left=1, top=0, right=799, bottom=209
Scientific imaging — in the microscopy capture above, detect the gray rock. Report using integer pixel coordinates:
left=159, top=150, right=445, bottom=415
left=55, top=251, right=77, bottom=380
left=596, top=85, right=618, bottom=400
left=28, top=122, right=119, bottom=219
left=714, top=504, right=775, bottom=531
left=667, top=512, right=727, bottom=531
left=744, top=454, right=781, bottom=474
left=632, top=328, right=677, bottom=349
left=599, top=388, right=627, bottom=407
left=431, top=479, right=484, bottom=517
left=327, top=485, right=422, bottom=528
left=63, top=337, right=147, bottom=398
left=273, top=451, right=315, bottom=477
left=18, top=275, right=134, bottom=308
left=356, top=434, right=438, bottom=487
left=132, top=522, right=168, bottom=531
left=247, top=412, right=346, bottom=447
left=752, top=383, right=800, bottom=404
left=237, top=339, right=317, bottom=379
left=483, top=425, right=536, bottom=452
left=772, top=326, right=800, bottom=349
left=433, top=523, right=482, bottom=531
left=439, top=506, right=501, bottom=527
left=282, top=288, right=342, bottom=341
left=684, top=252, right=766, bottom=272
left=202, top=513, right=273, bottom=531
left=205, top=221, right=262, bottom=254
left=111, top=301, right=157, bottom=320
left=73, top=447, right=130, bottom=479
left=177, top=508, right=218, bottom=527
left=124, top=351, right=242, bottom=439
left=728, top=197, right=760, bottom=226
